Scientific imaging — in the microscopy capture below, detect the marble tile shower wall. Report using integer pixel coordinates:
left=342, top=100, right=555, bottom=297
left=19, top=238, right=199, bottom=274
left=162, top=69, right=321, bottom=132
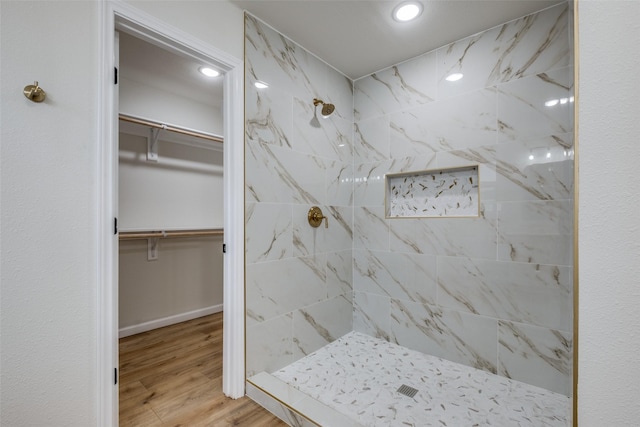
left=244, top=14, right=355, bottom=378
left=352, top=3, right=574, bottom=396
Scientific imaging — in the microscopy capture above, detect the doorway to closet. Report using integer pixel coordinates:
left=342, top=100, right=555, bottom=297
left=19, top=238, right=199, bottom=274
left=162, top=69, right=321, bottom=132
left=116, top=30, right=226, bottom=425
left=100, top=4, right=246, bottom=423
left=117, top=31, right=225, bottom=339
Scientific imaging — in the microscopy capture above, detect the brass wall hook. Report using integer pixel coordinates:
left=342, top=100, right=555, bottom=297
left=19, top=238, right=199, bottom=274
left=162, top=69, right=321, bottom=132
left=308, top=206, right=328, bottom=228
left=23, top=81, right=46, bottom=103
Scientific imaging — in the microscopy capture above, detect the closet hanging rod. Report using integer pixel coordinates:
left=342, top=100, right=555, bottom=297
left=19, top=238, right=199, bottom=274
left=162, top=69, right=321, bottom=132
left=119, top=114, right=223, bottom=143
left=119, top=228, right=224, bottom=241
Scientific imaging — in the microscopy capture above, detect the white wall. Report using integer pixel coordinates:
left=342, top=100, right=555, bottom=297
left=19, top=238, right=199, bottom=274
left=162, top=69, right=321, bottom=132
left=119, top=236, right=224, bottom=332
left=119, top=77, right=224, bottom=136
left=0, top=1, right=243, bottom=425
left=119, top=132, right=223, bottom=231
left=0, top=2, right=99, bottom=425
left=577, top=0, right=640, bottom=424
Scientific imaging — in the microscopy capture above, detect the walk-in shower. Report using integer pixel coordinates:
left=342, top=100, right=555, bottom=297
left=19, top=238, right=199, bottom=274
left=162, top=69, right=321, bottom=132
left=244, top=2, right=574, bottom=425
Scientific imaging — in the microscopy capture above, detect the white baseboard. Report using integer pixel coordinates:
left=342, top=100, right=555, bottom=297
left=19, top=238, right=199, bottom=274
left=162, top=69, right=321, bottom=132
left=119, top=304, right=223, bottom=338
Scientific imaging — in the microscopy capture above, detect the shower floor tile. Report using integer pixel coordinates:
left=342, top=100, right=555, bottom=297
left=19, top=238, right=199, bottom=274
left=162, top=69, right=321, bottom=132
left=272, top=331, right=570, bottom=427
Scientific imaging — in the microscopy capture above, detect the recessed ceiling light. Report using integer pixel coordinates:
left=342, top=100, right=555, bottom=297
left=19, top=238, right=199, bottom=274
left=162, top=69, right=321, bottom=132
left=254, top=81, right=269, bottom=89
left=199, top=66, right=220, bottom=78
left=445, top=73, right=464, bottom=82
left=393, top=2, right=423, bottom=22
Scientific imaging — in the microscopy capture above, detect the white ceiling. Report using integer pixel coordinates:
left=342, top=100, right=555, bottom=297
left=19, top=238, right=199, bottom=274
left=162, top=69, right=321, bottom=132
left=119, top=31, right=224, bottom=109
left=233, top=0, right=563, bottom=79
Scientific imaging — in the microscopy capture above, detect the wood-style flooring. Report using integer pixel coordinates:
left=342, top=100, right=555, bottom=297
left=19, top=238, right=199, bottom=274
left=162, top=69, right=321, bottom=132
left=119, top=313, right=287, bottom=426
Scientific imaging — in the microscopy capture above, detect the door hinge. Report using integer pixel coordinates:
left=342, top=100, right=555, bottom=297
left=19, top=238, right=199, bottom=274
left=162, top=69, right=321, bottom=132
left=114, top=67, right=118, bottom=85
left=114, top=367, right=118, bottom=385
left=223, top=243, right=226, bottom=253
left=114, top=217, right=118, bottom=235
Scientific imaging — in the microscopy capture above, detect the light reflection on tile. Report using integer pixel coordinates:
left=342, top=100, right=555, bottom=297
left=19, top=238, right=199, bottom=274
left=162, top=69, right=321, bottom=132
left=494, top=133, right=574, bottom=202
left=353, top=161, right=390, bottom=207
left=497, top=67, right=574, bottom=143
left=442, top=133, right=574, bottom=202
left=245, top=14, right=327, bottom=100
left=437, top=3, right=570, bottom=99
left=245, top=80, right=293, bottom=148
left=326, top=161, right=354, bottom=206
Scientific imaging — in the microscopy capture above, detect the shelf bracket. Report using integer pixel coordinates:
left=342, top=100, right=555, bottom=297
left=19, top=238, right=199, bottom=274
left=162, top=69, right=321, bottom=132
left=147, top=127, right=163, bottom=162
left=147, top=237, right=159, bottom=261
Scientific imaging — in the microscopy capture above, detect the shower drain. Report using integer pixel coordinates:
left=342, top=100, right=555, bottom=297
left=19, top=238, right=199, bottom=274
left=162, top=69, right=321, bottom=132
left=397, top=384, right=418, bottom=398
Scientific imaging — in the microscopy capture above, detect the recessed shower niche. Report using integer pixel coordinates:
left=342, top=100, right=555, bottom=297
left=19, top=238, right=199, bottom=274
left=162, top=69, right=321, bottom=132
left=385, top=165, right=479, bottom=218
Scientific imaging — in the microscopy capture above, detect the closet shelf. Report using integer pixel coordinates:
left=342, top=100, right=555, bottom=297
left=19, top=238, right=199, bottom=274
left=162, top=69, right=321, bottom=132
left=119, top=228, right=223, bottom=241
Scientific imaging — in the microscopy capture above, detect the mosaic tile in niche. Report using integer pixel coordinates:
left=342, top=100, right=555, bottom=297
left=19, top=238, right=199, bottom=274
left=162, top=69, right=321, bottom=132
left=386, top=166, right=479, bottom=217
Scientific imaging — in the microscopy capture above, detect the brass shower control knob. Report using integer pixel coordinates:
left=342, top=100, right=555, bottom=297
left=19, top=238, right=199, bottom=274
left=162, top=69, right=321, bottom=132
left=308, top=206, right=328, bottom=228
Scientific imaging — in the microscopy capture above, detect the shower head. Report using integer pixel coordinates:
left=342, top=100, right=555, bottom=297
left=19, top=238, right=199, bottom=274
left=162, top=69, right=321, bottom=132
left=313, top=98, right=336, bottom=118
left=321, top=103, right=335, bottom=118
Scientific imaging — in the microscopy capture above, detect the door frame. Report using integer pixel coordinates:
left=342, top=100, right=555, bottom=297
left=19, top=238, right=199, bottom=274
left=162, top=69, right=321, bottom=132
left=97, top=2, right=245, bottom=425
